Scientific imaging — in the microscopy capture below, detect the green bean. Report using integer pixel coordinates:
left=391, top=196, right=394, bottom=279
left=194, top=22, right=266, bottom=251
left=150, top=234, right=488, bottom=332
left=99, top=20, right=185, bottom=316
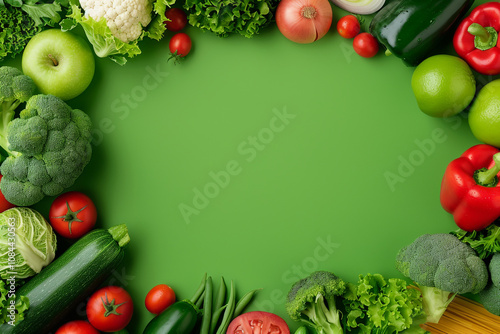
left=210, top=276, right=226, bottom=332
left=200, top=276, right=213, bottom=334
left=190, top=273, right=207, bottom=304
left=210, top=305, right=227, bottom=334
left=215, top=281, right=236, bottom=334
left=233, top=288, right=262, bottom=317
left=196, top=290, right=206, bottom=309
left=213, top=277, right=226, bottom=313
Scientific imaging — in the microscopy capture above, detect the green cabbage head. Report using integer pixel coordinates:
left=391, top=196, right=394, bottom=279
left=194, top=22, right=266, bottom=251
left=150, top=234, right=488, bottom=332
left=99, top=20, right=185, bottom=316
left=0, top=207, right=56, bottom=279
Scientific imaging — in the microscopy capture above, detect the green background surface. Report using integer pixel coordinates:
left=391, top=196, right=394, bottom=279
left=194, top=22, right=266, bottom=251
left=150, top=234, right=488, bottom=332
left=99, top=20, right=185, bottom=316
left=1, top=0, right=496, bottom=332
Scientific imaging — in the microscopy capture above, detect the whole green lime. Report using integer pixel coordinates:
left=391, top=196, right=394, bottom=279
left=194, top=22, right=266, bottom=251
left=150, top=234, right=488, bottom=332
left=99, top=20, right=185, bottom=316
left=411, top=55, right=476, bottom=117
left=469, top=79, right=500, bottom=147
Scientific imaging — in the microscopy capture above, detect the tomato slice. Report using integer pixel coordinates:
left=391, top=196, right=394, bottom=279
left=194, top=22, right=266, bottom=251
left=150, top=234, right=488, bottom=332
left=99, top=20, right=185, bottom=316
left=227, top=311, right=290, bottom=334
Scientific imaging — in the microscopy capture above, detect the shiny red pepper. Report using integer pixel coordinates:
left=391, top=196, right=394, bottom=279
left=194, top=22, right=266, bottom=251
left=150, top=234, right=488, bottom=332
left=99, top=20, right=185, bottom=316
left=453, top=2, right=500, bottom=75
left=440, top=144, right=500, bottom=232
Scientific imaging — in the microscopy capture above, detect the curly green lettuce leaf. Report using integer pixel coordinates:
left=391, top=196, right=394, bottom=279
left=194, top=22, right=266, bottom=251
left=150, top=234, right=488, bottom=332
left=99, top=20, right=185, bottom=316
left=183, top=0, right=279, bottom=38
left=145, top=0, right=175, bottom=40
left=0, top=6, right=41, bottom=61
left=452, top=223, right=500, bottom=260
left=0, top=280, right=30, bottom=326
left=343, top=274, right=426, bottom=334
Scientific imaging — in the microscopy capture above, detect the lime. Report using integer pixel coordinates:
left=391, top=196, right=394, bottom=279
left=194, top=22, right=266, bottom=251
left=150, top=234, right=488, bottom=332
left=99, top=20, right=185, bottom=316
left=411, top=55, right=476, bottom=118
left=469, top=79, right=500, bottom=147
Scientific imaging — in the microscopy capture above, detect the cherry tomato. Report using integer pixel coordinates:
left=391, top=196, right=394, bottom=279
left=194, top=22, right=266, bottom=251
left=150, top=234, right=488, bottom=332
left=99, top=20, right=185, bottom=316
left=145, top=284, right=176, bottom=315
left=0, top=175, right=16, bottom=213
left=55, top=320, right=99, bottom=334
left=165, top=8, right=188, bottom=32
left=353, top=32, right=379, bottom=58
left=227, top=311, right=290, bottom=334
left=49, top=191, right=97, bottom=239
left=337, top=15, right=360, bottom=39
left=169, top=33, right=192, bottom=57
left=86, top=286, right=134, bottom=332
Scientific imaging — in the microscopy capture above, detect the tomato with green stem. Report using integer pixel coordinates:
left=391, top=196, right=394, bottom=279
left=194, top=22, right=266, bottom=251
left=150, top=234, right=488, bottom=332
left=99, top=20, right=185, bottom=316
left=49, top=191, right=97, bottom=239
left=86, top=286, right=134, bottom=332
left=145, top=284, right=176, bottom=315
left=169, top=33, right=192, bottom=57
left=337, top=15, right=360, bottom=39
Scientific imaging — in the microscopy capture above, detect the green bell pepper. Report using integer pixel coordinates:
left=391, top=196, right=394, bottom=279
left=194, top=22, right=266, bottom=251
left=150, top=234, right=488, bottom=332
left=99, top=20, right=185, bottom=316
left=369, top=0, right=474, bottom=66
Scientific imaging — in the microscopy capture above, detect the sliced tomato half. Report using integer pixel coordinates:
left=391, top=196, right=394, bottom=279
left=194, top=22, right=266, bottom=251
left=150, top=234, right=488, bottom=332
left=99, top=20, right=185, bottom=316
left=227, top=311, right=290, bottom=334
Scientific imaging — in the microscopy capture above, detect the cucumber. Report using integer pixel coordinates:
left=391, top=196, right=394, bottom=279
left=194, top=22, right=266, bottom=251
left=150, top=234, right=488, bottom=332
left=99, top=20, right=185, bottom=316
left=0, top=224, right=130, bottom=334
left=143, top=300, right=200, bottom=334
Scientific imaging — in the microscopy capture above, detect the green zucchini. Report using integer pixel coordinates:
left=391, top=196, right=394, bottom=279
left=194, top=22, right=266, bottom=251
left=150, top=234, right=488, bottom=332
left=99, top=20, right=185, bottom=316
left=143, top=300, right=201, bottom=334
left=0, top=224, right=130, bottom=334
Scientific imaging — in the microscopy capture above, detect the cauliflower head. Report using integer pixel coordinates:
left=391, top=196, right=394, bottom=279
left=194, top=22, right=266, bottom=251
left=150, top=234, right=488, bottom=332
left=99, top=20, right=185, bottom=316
left=0, top=94, right=93, bottom=206
left=80, top=0, right=154, bottom=43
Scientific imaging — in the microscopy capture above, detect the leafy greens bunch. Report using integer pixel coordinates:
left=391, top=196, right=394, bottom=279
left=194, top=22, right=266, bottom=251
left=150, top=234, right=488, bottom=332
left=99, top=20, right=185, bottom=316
left=286, top=271, right=428, bottom=334
left=2, top=0, right=74, bottom=27
left=0, top=6, right=40, bottom=62
left=342, top=274, right=427, bottom=334
left=452, top=221, right=500, bottom=260
left=183, top=0, right=280, bottom=38
left=0, top=279, right=29, bottom=325
left=0, top=0, right=76, bottom=62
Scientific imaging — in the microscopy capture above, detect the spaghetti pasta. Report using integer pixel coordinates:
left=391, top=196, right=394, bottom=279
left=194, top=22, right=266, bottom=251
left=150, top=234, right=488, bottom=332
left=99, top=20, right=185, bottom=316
left=421, top=295, right=500, bottom=333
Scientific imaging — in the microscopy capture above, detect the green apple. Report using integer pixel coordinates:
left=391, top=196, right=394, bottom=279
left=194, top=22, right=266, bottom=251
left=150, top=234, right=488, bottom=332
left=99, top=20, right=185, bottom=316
left=22, top=29, right=95, bottom=101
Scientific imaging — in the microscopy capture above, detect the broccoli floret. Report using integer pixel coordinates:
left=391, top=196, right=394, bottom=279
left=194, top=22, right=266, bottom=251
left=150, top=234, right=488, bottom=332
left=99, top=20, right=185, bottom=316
left=396, top=234, right=488, bottom=324
left=479, top=283, right=500, bottom=316
left=489, top=253, right=500, bottom=287
left=0, top=93, right=92, bottom=206
left=479, top=253, right=500, bottom=316
left=0, top=67, right=36, bottom=155
left=286, top=271, right=346, bottom=334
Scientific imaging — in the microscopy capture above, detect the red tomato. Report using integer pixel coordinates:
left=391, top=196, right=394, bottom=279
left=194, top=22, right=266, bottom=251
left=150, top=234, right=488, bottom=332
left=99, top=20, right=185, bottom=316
left=55, top=320, right=99, bottom=334
left=276, top=0, right=332, bottom=43
left=165, top=8, right=188, bottom=32
left=86, top=286, right=133, bottom=332
left=145, top=284, right=176, bottom=315
left=0, top=175, right=16, bottom=213
left=337, top=15, right=360, bottom=39
left=353, top=32, right=379, bottom=58
left=227, top=311, right=290, bottom=334
left=49, top=191, right=97, bottom=239
left=169, top=33, right=192, bottom=57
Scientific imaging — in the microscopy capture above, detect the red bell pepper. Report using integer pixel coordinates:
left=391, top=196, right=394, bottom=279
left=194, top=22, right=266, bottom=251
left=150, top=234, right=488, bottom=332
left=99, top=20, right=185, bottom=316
left=440, top=144, right=500, bottom=232
left=453, top=2, right=500, bottom=75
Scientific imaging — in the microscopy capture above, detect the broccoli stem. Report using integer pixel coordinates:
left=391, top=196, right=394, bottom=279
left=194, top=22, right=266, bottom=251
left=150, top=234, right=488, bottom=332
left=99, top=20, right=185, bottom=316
left=302, top=294, right=343, bottom=334
left=418, top=285, right=456, bottom=324
left=0, top=101, right=19, bottom=157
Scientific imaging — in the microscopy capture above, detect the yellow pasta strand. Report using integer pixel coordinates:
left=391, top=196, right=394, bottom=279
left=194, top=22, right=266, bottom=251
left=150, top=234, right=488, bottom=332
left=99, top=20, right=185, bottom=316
left=421, top=295, right=500, bottom=334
